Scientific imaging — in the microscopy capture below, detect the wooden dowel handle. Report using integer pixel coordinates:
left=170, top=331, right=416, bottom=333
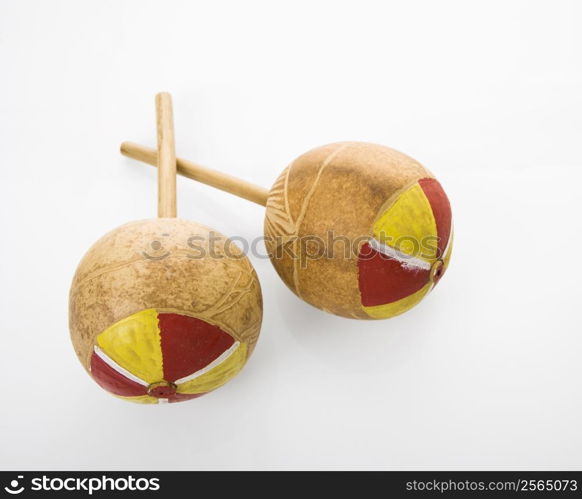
left=120, top=142, right=269, bottom=207
left=155, top=92, right=177, bottom=217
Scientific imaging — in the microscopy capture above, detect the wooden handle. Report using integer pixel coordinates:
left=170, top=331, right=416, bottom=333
left=120, top=142, right=269, bottom=207
left=155, top=92, right=177, bottom=217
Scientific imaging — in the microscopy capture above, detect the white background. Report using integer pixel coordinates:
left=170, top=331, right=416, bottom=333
left=1, top=0, right=581, bottom=470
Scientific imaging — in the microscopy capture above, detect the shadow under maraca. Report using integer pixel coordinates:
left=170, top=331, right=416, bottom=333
left=271, top=277, right=443, bottom=377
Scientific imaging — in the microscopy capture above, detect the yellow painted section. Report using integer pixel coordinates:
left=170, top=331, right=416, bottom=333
left=96, top=308, right=163, bottom=384
left=114, top=394, right=159, bottom=404
left=363, top=282, right=432, bottom=319
left=373, top=184, right=438, bottom=261
left=177, top=343, right=248, bottom=395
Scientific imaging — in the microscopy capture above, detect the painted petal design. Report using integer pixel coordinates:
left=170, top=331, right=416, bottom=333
left=90, top=351, right=148, bottom=397
left=358, top=242, right=430, bottom=307
left=176, top=343, right=247, bottom=395
left=95, top=308, right=163, bottom=384
left=90, top=309, right=247, bottom=404
left=158, top=313, right=235, bottom=383
left=358, top=178, right=453, bottom=319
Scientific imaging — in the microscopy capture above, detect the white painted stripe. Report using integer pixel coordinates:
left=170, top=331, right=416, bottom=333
left=93, top=346, right=149, bottom=386
left=368, top=238, right=431, bottom=271
left=174, top=341, right=240, bottom=385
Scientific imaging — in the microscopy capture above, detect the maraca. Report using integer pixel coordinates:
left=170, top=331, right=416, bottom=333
left=121, top=140, right=452, bottom=320
left=69, top=93, right=262, bottom=403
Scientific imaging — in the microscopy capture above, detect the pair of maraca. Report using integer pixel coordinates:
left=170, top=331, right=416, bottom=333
left=69, top=93, right=453, bottom=404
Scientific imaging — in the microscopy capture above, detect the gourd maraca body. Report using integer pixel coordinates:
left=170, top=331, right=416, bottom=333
left=264, top=142, right=452, bottom=319
left=70, top=218, right=262, bottom=403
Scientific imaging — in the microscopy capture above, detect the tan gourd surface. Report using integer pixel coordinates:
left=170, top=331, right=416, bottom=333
left=120, top=140, right=452, bottom=321
left=70, top=93, right=263, bottom=403
left=264, top=142, right=432, bottom=318
left=69, top=218, right=262, bottom=371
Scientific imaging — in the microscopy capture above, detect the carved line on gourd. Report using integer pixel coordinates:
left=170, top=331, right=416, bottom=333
left=72, top=248, right=252, bottom=290
left=74, top=260, right=260, bottom=368
left=201, top=260, right=262, bottom=347
left=264, top=143, right=349, bottom=300
left=265, top=166, right=295, bottom=239
left=161, top=267, right=261, bottom=348
left=199, top=270, right=254, bottom=318
left=72, top=255, right=147, bottom=289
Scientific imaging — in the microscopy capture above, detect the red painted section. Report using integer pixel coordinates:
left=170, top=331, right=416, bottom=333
left=358, top=243, right=429, bottom=307
left=158, top=313, right=235, bottom=383
left=168, top=392, right=207, bottom=403
left=418, top=178, right=452, bottom=257
left=90, top=351, right=147, bottom=397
